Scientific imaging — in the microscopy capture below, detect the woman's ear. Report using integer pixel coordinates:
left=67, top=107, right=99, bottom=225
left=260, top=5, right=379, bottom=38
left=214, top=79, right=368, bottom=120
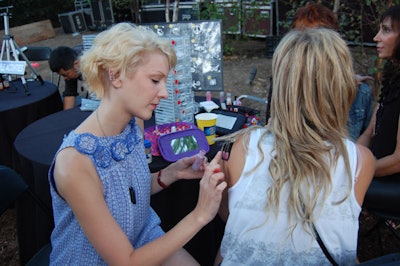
left=111, top=78, right=122, bottom=88
left=109, top=70, right=122, bottom=88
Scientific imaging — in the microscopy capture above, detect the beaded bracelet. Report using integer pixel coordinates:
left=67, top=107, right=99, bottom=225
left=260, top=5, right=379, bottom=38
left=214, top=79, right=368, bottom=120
left=157, top=170, right=170, bottom=189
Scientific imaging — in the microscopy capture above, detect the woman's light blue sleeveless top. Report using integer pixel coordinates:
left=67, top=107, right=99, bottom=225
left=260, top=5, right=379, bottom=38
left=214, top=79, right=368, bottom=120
left=49, top=119, right=164, bottom=265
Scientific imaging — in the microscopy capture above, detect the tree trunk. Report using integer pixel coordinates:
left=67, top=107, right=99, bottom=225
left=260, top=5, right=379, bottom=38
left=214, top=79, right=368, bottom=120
left=165, top=0, right=170, bottom=22
left=172, top=0, right=180, bottom=22
left=333, top=0, right=340, bottom=14
left=131, top=0, right=140, bottom=24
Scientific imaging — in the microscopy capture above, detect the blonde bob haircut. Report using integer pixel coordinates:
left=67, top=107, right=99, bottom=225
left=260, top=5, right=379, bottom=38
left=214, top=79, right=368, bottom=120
left=80, top=22, right=177, bottom=98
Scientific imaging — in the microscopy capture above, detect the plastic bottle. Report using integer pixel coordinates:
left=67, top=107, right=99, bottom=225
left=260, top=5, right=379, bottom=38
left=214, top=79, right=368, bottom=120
left=236, top=96, right=242, bottom=106
left=2, top=75, right=9, bottom=89
left=219, top=91, right=225, bottom=104
left=192, top=150, right=206, bottom=171
left=144, top=140, right=152, bottom=164
left=226, top=89, right=232, bottom=105
left=206, top=91, right=211, bottom=101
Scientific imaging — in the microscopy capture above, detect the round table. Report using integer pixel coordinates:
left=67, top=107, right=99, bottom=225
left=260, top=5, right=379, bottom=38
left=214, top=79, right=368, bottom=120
left=13, top=107, right=224, bottom=265
left=0, top=80, right=62, bottom=167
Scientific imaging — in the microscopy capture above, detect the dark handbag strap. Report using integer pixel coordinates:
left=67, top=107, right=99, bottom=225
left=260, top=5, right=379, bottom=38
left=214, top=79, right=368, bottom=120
left=300, top=197, right=339, bottom=265
left=312, top=223, right=339, bottom=266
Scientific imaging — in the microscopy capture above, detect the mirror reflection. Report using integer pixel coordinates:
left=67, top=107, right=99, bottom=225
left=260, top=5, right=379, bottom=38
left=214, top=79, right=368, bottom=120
left=170, top=136, right=199, bottom=155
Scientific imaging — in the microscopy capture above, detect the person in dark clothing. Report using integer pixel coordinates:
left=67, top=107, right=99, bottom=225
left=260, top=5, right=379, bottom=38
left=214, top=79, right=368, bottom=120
left=357, top=4, right=400, bottom=227
left=49, top=46, right=82, bottom=110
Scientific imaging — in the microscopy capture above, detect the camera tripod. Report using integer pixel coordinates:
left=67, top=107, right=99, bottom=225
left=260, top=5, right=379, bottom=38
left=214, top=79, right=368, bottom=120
left=0, top=6, right=44, bottom=95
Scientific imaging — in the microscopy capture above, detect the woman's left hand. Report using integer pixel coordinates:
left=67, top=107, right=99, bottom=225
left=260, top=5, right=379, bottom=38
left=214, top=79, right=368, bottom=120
left=163, top=153, right=208, bottom=182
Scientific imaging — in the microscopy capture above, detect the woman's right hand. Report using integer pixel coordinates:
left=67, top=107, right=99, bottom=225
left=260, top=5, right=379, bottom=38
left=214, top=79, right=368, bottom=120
left=355, top=74, right=374, bottom=85
left=193, top=151, right=227, bottom=225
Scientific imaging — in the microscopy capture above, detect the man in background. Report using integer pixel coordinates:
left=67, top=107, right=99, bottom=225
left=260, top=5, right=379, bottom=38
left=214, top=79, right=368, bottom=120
left=49, top=46, right=84, bottom=110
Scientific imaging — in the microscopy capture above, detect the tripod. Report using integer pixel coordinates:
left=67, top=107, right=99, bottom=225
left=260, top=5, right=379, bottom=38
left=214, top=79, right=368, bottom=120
left=0, top=6, right=44, bottom=95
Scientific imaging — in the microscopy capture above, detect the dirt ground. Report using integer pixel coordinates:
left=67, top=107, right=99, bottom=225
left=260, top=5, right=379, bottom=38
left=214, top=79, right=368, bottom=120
left=1, top=27, right=399, bottom=265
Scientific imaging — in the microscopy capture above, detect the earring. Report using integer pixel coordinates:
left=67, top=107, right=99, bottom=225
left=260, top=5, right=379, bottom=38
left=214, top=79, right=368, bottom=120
left=109, top=70, right=115, bottom=81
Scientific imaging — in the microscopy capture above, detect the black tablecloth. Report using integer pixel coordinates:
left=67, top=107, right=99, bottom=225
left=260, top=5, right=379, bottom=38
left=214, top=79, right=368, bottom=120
left=0, top=80, right=62, bottom=167
left=13, top=107, right=224, bottom=265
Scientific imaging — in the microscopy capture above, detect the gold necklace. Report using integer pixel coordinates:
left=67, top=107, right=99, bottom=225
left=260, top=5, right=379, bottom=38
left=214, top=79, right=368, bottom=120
left=95, top=109, right=107, bottom=136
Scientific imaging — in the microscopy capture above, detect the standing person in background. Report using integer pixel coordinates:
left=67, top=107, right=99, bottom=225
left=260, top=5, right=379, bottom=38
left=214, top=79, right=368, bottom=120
left=357, top=4, right=400, bottom=228
left=49, top=46, right=83, bottom=110
left=48, top=22, right=226, bottom=265
left=215, top=28, right=374, bottom=265
left=293, top=1, right=375, bottom=140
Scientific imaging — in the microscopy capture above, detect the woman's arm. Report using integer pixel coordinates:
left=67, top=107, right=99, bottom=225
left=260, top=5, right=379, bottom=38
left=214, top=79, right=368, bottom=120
left=54, top=149, right=226, bottom=266
left=217, top=136, right=246, bottom=223
left=374, top=115, right=400, bottom=177
left=354, top=144, right=375, bottom=206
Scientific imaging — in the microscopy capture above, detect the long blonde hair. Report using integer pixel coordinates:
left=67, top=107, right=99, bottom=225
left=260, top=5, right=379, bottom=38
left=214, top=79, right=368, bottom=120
left=269, top=28, right=356, bottom=228
left=80, top=23, right=177, bottom=98
left=219, top=28, right=357, bottom=231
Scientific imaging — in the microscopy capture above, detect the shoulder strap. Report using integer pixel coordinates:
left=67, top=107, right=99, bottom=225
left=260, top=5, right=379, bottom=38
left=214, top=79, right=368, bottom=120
left=301, top=196, right=339, bottom=266
left=312, top=223, right=339, bottom=266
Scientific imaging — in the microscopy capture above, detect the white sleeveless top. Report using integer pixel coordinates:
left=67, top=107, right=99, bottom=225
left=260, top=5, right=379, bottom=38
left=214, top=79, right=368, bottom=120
left=220, top=128, right=361, bottom=266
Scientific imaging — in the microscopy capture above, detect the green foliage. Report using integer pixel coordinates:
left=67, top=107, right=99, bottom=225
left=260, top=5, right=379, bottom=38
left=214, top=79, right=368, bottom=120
left=199, top=0, right=272, bottom=55
left=222, top=40, right=236, bottom=56
left=200, top=0, right=242, bottom=34
left=113, top=0, right=135, bottom=23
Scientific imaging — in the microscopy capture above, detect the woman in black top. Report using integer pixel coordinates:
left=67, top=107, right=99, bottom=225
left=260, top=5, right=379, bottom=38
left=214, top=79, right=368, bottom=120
left=358, top=5, right=400, bottom=219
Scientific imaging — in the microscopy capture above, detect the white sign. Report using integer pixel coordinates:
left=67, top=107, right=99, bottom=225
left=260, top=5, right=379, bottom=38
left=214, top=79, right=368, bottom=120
left=0, top=61, right=26, bottom=75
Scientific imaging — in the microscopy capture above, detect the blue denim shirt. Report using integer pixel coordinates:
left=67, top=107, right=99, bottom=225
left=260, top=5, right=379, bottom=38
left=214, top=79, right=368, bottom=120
left=348, top=83, right=373, bottom=141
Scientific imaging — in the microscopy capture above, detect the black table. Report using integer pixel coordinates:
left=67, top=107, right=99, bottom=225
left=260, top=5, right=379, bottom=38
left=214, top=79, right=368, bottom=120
left=13, top=107, right=224, bottom=265
left=0, top=80, right=63, bottom=168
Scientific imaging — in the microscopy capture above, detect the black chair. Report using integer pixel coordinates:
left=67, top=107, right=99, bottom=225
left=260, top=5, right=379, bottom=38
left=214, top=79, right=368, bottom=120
left=0, top=165, right=52, bottom=265
left=19, top=46, right=52, bottom=62
left=18, top=46, right=57, bottom=84
left=363, top=177, right=400, bottom=253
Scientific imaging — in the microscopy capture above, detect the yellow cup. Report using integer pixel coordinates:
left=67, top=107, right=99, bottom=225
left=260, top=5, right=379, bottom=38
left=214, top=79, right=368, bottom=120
left=195, top=113, right=218, bottom=145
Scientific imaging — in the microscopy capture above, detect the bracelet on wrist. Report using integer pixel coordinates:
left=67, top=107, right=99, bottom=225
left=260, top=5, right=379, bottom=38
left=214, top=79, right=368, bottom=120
left=157, top=170, right=170, bottom=189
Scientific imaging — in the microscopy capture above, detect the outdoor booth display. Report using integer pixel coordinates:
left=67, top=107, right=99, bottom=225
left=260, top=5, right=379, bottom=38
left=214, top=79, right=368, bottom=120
left=8, top=11, right=265, bottom=264
left=140, top=20, right=223, bottom=125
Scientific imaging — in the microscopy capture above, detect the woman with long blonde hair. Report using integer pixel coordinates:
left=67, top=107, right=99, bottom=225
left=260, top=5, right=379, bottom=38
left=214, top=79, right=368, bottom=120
left=215, top=28, right=374, bottom=265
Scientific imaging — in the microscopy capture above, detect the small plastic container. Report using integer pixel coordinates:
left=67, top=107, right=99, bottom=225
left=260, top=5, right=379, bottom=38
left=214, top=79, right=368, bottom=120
left=192, top=150, right=206, bottom=171
left=144, top=139, right=152, bottom=164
